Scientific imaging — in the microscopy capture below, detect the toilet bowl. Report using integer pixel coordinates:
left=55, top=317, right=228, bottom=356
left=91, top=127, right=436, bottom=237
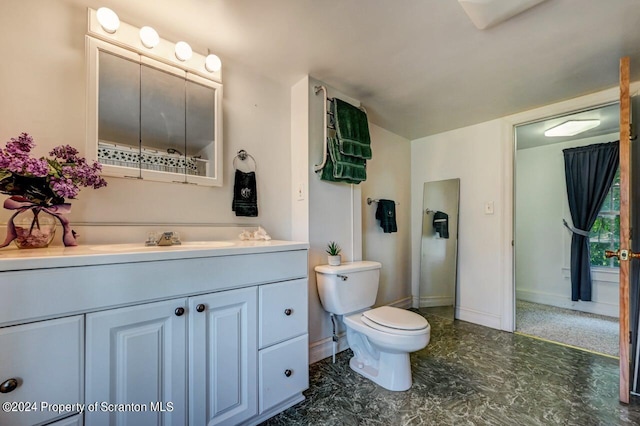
left=315, top=261, right=430, bottom=391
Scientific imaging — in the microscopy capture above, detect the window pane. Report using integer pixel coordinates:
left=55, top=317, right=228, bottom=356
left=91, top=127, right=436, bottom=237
left=589, top=167, right=620, bottom=268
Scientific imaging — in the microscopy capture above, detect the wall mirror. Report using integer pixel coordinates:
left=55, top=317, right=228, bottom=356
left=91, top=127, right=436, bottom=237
left=86, top=10, right=223, bottom=186
left=419, top=178, right=460, bottom=320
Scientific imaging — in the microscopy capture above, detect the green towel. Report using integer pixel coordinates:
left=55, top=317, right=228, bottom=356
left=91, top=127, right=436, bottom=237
left=319, top=137, right=366, bottom=184
left=332, top=98, right=372, bottom=160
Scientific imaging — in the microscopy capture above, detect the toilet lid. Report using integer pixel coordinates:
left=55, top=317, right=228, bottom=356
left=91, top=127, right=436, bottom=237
left=362, top=306, right=429, bottom=331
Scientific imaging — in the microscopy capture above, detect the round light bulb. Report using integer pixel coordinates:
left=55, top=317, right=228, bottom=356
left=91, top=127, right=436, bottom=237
left=175, top=41, right=192, bottom=61
left=139, top=26, right=159, bottom=49
left=205, top=54, right=222, bottom=73
left=96, top=7, right=120, bottom=34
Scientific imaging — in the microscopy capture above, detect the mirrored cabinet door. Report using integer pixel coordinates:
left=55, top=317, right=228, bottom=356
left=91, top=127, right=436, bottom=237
left=87, top=37, right=223, bottom=186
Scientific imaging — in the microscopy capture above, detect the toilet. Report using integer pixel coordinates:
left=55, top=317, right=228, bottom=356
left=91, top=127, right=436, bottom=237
left=315, top=261, right=430, bottom=391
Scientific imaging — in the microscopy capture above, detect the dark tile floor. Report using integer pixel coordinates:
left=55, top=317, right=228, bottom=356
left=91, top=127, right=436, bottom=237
left=262, top=313, right=640, bottom=425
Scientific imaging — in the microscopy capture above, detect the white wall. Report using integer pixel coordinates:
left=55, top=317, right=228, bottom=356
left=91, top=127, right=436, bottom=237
left=0, top=0, right=292, bottom=243
left=361, top=124, right=412, bottom=308
left=411, top=120, right=507, bottom=330
left=516, top=133, right=620, bottom=317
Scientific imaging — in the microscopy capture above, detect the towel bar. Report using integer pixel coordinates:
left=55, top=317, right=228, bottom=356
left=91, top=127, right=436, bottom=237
left=314, top=85, right=365, bottom=173
left=367, top=198, right=400, bottom=205
left=314, top=85, right=330, bottom=172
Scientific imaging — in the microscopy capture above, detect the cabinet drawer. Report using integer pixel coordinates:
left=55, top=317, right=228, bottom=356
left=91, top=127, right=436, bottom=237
left=259, top=279, right=308, bottom=348
left=259, top=334, right=309, bottom=413
left=0, top=316, right=83, bottom=426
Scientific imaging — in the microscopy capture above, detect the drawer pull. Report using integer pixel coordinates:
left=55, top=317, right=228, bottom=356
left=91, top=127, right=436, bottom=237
left=196, top=304, right=206, bottom=313
left=284, top=369, right=293, bottom=377
left=175, top=307, right=185, bottom=316
left=284, top=308, right=293, bottom=316
left=0, top=378, right=18, bottom=393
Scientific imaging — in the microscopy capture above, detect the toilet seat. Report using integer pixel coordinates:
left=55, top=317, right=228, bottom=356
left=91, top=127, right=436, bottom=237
left=359, top=306, right=429, bottom=336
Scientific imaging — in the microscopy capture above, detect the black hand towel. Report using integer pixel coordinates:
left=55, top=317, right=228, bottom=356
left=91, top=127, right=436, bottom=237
left=375, top=199, right=397, bottom=233
left=232, top=170, right=258, bottom=217
left=433, top=211, right=449, bottom=238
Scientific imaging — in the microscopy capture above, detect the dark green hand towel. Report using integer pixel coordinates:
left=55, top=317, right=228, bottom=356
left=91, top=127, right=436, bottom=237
left=332, top=98, right=372, bottom=160
left=375, top=199, right=397, bottom=233
left=232, top=170, right=258, bottom=216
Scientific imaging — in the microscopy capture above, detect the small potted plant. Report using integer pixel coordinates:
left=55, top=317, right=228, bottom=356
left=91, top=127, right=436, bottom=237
left=326, top=241, right=342, bottom=266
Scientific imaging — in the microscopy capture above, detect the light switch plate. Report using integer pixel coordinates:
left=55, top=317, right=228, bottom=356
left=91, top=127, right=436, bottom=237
left=296, top=182, right=305, bottom=201
left=484, top=201, right=494, bottom=215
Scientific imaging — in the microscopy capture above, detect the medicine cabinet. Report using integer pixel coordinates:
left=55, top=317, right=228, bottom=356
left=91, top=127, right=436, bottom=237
left=86, top=10, right=223, bottom=186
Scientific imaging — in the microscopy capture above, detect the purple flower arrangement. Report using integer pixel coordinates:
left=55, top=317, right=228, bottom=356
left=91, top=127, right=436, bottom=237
left=0, top=133, right=107, bottom=206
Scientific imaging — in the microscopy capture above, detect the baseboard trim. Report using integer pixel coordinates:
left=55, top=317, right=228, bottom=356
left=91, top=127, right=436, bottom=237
left=309, top=333, right=349, bottom=364
left=456, top=306, right=502, bottom=330
left=516, top=289, right=618, bottom=318
left=419, top=296, right=454, bottom=308
left=387, top=296, right=413, bottom=309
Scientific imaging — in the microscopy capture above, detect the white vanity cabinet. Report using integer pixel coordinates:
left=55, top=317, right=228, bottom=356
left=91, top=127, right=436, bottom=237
left=0, top=241, right=308, bottom=426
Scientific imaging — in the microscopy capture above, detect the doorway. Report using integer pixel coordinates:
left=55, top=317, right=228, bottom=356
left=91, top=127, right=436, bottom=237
left=514, top=102, right=620, bottom=357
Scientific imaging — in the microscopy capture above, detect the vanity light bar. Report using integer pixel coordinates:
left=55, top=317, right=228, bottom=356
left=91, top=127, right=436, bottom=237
left=88, top=7, right=222, bottom=82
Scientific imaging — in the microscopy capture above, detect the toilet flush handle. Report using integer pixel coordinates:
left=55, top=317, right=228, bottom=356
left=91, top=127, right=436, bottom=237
left=337, top=274, right=348, bottom=281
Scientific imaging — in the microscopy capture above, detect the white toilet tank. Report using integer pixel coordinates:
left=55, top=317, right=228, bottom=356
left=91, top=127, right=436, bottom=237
left=315, top=261, right=381, bottom=315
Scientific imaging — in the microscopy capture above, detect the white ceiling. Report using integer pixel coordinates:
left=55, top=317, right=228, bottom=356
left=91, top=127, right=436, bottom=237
left=71, top=0, right=640, bottom=140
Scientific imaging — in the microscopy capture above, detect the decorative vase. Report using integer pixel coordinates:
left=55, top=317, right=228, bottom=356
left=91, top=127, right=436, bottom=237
left=12, top=207, right=57, bottom=249
left=328, top=255, right=341, bottom=266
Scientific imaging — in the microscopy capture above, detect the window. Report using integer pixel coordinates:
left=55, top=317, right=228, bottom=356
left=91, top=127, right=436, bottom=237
left=590, top=168, right=620, bottom=268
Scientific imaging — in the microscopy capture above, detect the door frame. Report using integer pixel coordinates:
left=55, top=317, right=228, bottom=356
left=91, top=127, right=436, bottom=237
left=502, top=86, right=627, bottom=332
left=502, top=78, right=640, bottom=401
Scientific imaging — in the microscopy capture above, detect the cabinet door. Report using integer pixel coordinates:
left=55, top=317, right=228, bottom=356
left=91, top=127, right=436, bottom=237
left=85, top=299, right=187, bottom=426
left=0, top=316, right=83, bottom=426
left=189, top=287, right=257, bottom=426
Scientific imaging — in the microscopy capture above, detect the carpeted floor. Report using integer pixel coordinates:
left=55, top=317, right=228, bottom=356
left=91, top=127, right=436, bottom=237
left=516, top=300, right=619, bottom=357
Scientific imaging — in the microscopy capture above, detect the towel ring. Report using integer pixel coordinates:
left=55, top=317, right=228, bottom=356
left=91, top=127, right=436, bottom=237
left=233, top=149, right=257, bottom=172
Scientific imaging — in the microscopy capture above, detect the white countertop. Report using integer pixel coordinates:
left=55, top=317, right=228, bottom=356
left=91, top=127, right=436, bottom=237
left=0, top=240, right=309, bottom=272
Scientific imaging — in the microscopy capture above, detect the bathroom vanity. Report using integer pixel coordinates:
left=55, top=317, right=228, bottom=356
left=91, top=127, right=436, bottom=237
left=0, top=240, right=309, bottom=426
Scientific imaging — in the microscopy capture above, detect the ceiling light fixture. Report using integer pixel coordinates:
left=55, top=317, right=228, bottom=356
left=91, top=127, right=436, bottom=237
left=458, top=0, right=548, bottom=30
left=139, top=26, right=159, bottom=49
left=96, top=7, right=120, bottom=33
left=544, top=120, right=601, bottom=137
left=175, top=41, right=192, bottom=61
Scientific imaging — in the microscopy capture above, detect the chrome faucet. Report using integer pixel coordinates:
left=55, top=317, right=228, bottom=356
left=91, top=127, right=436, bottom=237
left=145, top=231, right=181, bottom=246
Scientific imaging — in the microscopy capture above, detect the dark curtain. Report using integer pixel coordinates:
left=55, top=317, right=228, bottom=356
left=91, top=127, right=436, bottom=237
left=563, top=141, right=619, bottom=301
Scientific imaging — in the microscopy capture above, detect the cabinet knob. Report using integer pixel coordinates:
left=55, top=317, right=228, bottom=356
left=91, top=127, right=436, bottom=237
left=284, top=308, right=293, bottom=316
left=284, top=369, right=292, bottom=377
left=175, top=307, right=185, bottom=316
left=196, top=304, right=206, bottom=313
left=0, top=378, right=18, bottom=393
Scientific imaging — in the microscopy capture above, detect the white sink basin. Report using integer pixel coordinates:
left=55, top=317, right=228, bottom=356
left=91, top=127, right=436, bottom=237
left=89, top=241, right=235, bottom=252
